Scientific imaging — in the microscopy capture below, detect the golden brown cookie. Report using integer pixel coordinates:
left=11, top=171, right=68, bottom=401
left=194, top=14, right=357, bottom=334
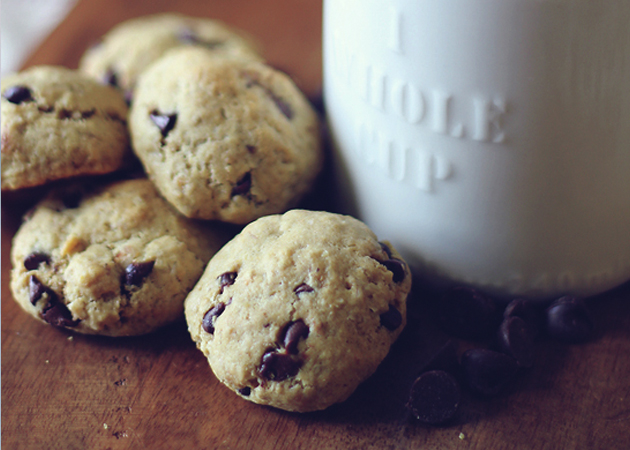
left=1, top=66, right=130, bottom=191
left=185, top=210, right=412, bottom=412
left=129, top=48, right=323, bottom=224
left=10, top=178, right=232, bottom=336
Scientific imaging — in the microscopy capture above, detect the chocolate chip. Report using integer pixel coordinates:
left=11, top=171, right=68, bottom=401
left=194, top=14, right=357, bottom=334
left=420, top=339, right=460, bottom=376
left=202, top=302, right=226, bottom=334
left=24, top=253, right=50, bottom=271
left=124, top=89, right=133, bottom=106
left=124, top=261, right=155, bottom=287
left=150, top=110, right=177, bottom=138
left=218, top=271, right=237, bottom=293
left=242, top=72, right=294, bottom=120
left=497, top=316, right=535, bottom=368
left=238, top=387, right=251, bottom=396
left=103, top=69, right=119, bottom=88
left=407, top=370, right=461, bottom=425
left=81, top=109, right=96, bottom=119
left=41, top=301, right=78, bottom=328
left=382, top=259, right=406, bottom=283
left=379, top=241, right=392, bottom=258
left=29, top=275, right=51, bottom=305
left=61, top=191, right=82, bottom=209
left=380, top=304, right=403, bottom=330
left=258, top=351, right=301, bottom=381
left=58, top=109, right=72, bottom=120
left=3, top=85, right=33, bottom=104
left=177, top=27, right=197, bottom=43
left=281, top=320, right=309, bottom=354
left=294, top=283, right=314, bottom=295
left=270, top=94, right=293, bottom=120
left=178, top=27, right=224, bottom=49
left=27, top=276, right=77, bottom=327
left=231, top=172, right=251, bottom=196
left=545, top=296, right=593, bottom=344
left=438, top=286, right=500, bottom=340
left=461, top=348, right=518, bottom=396
left=246, top=145, right=257, bottom=153
left=504, top=298, right=544, bottom=338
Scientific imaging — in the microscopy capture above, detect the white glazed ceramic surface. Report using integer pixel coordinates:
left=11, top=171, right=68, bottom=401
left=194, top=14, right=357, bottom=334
left=324, top=0, right=630, bottom=299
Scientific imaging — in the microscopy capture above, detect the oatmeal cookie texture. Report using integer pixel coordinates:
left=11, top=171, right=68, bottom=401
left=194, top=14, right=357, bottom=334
left=10, top=178, right=231, bottom=337
left=79, top=13, right=262, bottom=102
left=185, top=210, right=412, bottom=412
left=1, top=66, right=131, bottom=191
left=129, top=47, right=322, bottom=224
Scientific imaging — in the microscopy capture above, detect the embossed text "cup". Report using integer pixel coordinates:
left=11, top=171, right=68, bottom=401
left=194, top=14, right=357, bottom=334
left=323, top=0, right=630, bottom=299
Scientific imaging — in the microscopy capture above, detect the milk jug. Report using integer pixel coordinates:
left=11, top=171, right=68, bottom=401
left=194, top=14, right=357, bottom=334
left=323, top=0, right=630, bottom=299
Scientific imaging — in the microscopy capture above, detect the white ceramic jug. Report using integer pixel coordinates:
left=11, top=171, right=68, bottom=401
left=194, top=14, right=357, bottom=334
left=323, top=0, right=630, bottom=299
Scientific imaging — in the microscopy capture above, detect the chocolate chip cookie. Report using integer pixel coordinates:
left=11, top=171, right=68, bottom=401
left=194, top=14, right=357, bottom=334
left=10, top=178, right=231, bottom=336
left=185, top=210, right=412, bottom=412
left=79, top=13, right=262, bottom=103
left=1, top=66, right=130, bottom=191
left=129, top=47, right=322, bottom=224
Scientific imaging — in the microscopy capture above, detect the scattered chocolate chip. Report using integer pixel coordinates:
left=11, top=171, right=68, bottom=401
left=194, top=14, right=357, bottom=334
left=238, top=387, right=251, bottom=396
left=231, top=172, right=252, bottom=196
left=3, top=85, right=33, bottom=104
left=382, top=259, right=406, bottom=283
left=438, top=286, right=500, bottom=340
left=41, top=301, right=78, bottom=328
left=379, top=242, right=392, bottom=258
left=38, top=105, right=54, bottom=113
left=420, top=339, right=460, bottom=376
left=294, top=283, right=314, bottom=295
left=258, top=351, right=301, bottom=381
left=504, top=298, right=544, bottom=338
left=497, top=316, right=535, bottom=368
left=545, top=296, right=594, bottom=344
left=29, top=275, right=51, bottom=305
left=246, top=145, right=257, bottom=153
left=380, top=304, right=403, bottom=330
left=202, top=302, right=226, bottom=334
left=407, top=370, right=461, bottom=425
left=461, top=348, right=518, bottom=396
left=281, top=320, right=309, bottom=354
left=103, top=69, right=119, bottom=88
left=24, top=253, right=50, bottom=271
left=124, top=261, right=155, bottom=287
left=150, top=110, right=177, bottom=138
left=218, top=272, right=237, bottom=293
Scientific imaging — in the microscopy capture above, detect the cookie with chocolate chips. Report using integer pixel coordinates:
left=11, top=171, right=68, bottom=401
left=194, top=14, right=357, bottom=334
left=185, top=210, right=411, bottom=412
left=129, top=47, right=322, bottom=224
left=10, top=178, right=231, bottom=336
left=1, top=66, right=131, bottom=191
left=78, top=13, right=262, bottom=103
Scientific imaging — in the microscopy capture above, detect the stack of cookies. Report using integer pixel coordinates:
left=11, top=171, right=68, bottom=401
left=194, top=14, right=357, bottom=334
left=2, top=13, right=411, bottom=412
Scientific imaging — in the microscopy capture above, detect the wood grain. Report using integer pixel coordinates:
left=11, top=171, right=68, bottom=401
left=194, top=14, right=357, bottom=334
left=2, top=1, right=630, bottom=449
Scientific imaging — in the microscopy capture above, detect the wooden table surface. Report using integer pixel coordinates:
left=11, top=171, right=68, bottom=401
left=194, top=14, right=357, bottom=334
left=2, top=1, right=630, bottom=449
